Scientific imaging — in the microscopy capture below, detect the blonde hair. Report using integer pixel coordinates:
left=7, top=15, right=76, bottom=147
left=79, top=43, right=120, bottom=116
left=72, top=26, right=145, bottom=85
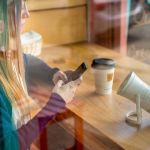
left=0, top=0, right=32, bottom=127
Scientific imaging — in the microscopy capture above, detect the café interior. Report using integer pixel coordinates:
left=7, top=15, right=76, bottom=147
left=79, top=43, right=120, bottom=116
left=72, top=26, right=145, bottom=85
left=20, top=0, right=150, bottom=149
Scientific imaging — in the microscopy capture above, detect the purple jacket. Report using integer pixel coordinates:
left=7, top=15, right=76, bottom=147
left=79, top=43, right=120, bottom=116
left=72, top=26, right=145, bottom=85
left=0, top=54, right=66, bottom=150
left=23, top=54, right=66, bottom=149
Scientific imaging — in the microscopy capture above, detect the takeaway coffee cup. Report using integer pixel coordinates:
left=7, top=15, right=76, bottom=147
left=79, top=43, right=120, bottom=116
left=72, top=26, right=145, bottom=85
left=91, top=58, right=116, bottom=95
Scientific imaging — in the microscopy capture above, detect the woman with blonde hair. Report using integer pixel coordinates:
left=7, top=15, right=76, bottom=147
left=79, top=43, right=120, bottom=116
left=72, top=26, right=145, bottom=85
left=0, top=0, right=81, bottom=149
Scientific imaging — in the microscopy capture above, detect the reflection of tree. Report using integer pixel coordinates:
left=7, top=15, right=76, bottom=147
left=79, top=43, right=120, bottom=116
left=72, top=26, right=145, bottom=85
left=130, top=0, right=150, bottom=27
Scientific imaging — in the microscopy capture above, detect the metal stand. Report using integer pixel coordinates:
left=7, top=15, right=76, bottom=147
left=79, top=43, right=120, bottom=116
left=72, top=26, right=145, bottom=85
left=126, top=94, right=142, bottom=125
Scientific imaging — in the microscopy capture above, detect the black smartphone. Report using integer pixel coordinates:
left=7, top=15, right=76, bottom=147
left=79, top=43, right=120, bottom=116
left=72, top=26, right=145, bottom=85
left=67, top=62, right=87, bottom=82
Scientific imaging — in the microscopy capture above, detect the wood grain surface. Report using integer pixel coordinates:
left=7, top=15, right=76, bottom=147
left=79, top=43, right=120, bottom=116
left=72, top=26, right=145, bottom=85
left=38, top=43, right=150, bottom=150
left=27, top=0, right=87, bottom=11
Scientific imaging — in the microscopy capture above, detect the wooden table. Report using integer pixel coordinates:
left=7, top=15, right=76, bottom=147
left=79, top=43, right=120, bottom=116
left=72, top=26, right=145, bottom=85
left=38, top=43, right=150, bottom=150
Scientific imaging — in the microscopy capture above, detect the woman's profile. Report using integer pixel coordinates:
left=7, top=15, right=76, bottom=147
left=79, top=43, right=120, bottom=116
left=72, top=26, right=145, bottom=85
left=0, top=0, right=81, bottom=149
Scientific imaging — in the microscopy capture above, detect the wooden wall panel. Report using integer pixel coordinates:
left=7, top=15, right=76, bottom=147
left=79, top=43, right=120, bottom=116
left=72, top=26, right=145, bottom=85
left=27, top=0, right=86, bottom=11
left=23, top=7, right=87, bottom=45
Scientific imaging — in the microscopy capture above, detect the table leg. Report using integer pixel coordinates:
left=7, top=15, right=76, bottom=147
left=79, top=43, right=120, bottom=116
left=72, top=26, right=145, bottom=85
left=74, top=115, right=84, bottom=150
left=39, top=127, right=48, bottom=150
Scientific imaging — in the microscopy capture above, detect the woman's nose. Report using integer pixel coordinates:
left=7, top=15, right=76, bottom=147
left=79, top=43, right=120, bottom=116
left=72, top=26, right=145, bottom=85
left=22, top=11, right=30, bottom=19
left=22, top=3, right=30, bottom=19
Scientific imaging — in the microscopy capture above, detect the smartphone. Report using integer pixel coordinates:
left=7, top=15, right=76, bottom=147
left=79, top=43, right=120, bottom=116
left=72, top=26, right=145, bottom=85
left=67, top=62, right=87, bottom=82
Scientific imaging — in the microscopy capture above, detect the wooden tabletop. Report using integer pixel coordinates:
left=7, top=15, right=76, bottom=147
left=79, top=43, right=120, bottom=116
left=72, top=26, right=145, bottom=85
left=39, top=43, right=150, bottom=150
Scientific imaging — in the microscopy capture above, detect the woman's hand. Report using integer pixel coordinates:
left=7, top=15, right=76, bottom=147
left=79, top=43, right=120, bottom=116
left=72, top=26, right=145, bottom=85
left=53, top=70, right=82, bottom=85
left=53, top=71, right=68, bottom=85
left=52, top=79, right=81, bottom=104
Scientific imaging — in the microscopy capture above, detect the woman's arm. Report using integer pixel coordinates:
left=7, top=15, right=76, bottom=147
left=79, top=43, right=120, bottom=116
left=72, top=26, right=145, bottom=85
left=18, top=93, right=66, bottom=150
left=24, top=54, right=59, bottom=88
left=0, top=90, right=65, bottom=150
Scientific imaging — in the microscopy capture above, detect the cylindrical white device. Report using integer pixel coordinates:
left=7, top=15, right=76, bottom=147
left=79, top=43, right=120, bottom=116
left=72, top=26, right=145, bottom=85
left=118, top=72, right=150, bottom=113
